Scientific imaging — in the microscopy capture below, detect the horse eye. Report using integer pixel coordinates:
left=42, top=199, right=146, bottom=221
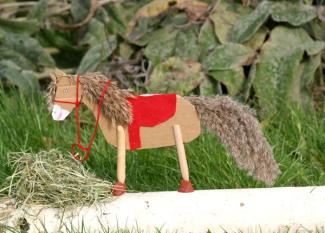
left=63, top=88, right=69, bottom=94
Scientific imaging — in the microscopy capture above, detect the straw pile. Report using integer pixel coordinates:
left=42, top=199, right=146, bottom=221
left=0, top=150, right=113, bottom=208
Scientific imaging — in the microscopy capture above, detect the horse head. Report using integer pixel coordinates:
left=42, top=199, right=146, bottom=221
left=49, top=69, right=81, bottom=121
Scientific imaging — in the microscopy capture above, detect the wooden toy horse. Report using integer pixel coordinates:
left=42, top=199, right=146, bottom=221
left=47, top=69, right=280, bottom=196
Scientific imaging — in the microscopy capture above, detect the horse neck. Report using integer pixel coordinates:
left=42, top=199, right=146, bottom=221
left=81, top=98, right=98, bottom=113
left=79, top=83, right=133, bottom=126
left=81, top=96, right=100, bottom=119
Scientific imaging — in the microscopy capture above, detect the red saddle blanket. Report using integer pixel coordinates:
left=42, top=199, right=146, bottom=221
left=127, top=94, right=177, bottom=150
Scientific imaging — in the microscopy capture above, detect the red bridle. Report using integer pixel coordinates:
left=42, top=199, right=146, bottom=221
left=53, top=75, right=111, bottom=162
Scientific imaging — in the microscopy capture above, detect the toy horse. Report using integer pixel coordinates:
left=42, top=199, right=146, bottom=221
left=47, top=69, right=280, bottom=196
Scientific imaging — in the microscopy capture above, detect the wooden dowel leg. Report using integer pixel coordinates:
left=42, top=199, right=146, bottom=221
left=117, top=125, right=126, bottom=183
left=173, top=124, right=194, bottom=192
left=113, top=125, right=126, bottom=196
left=173, top=124, right=189, bottom=181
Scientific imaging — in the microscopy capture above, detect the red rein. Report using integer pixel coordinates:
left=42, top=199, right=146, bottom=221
left=53, top=75, right=111, bottom=162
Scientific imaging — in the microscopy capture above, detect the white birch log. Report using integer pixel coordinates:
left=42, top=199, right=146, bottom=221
left=1, top=186, right=325, bottom=233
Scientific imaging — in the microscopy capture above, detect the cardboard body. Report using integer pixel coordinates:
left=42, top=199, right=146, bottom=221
left=84, top=95, right=201, bottom=150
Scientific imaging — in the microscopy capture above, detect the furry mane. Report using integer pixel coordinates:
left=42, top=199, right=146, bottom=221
left=47, top=72, right=134, bottom=126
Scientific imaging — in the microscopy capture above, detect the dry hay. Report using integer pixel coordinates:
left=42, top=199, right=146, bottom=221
left=0, top=150, right=113, bottom=208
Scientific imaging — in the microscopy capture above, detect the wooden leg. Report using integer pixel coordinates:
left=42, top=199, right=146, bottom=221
left=113, top=125, right=127, bottom=196
left=173, top=125, right=194, bottom=193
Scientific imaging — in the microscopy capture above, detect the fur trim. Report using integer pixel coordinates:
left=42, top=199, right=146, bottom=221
left=80, top=73, right=133, bottom=125
left=185, top=96, right=281, bottom=185
left=46, top=80, right=56, bottom=112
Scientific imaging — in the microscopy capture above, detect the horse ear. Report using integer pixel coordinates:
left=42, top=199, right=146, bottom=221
left=54, top=68, right=67, bottom=79
left=50, top=68, right=67, bottom=83
left=49, top=71, right=57, bottom=82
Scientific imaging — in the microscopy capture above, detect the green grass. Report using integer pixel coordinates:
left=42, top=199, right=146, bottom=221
left=0, top=88, right=324, bottom=193
left=2, top=222, right=325, bottom=233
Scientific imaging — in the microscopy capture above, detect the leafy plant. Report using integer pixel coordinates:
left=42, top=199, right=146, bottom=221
left=0, top=0, right=323, bottom=117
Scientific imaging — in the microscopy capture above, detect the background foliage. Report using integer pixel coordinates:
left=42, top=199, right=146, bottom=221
left=0, top=1, right=325, bottom=197
left=0, top=0, right=324, bottom=119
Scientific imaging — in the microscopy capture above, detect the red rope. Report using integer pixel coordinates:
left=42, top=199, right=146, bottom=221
left=54, top=75, right=111, bottom=162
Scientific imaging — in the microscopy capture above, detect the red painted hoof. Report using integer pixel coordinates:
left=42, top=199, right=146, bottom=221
left=178, top=179, right=194, bottom=193
left=112, top=181, right=126, bottom=196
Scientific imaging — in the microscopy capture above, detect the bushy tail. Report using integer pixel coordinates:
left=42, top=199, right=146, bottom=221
left=185, top=96, right=280, bottom=185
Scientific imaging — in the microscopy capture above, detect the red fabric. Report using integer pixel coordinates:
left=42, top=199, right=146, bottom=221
left=127, top=94, right=177, bottom=150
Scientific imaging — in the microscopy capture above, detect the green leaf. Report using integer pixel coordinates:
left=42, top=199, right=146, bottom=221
left=271, top=2, right=317, bottom=26
left=119, top=42, right=134, bottom=60
left=40, top=29, right=78, bottom=51
left=144, top=27, right=178, bottom=65
left=174, top=26, right=200, bottom=61
left=302, top=41, right=325, bottom=56
left=106, top=2, right=144, bottom=38
left=147, top=57, right=205, bottom=95
left=3, top=33, right=55, bottom=69
left=0, top=18, right=38, bottom=35
left=290, top=54, right=321, bottom=111
left=243, top=26, right=268, bottom=50
left=81, top=19, right=106, bottom=47
left=203, top=43, right=255, bottom=71
left=253, top=26, right=323, bottom=118
left=77, top=36, right=117, bottom=74
left=209, top=67, right=245, bottom=96
left=209, top=1, right=252, bottom=44
left=27, top=0, right=48, bottom=22
left=260, top=49, right=304, bottom=118
left=21, top=70, right=41, bottom=93
left=128, top=16, right=162, bottom=46
left=199, top=77, right=217, bottom=96
left=71, top=0, right=91, bottom=23
left=94, top=6, right=110, bottom=25
left=198, top=19, right=219, bottom=59
left=106, top=3, right=128, bottom=35
left=0, top=61, right=39, bottom=95
left=0, top=47, right=34, bottom=70
left=0, top=29, right=4, bottom=42
left=309, top=20, right=325, bottom=41
left=160, top=11, right=188, bottom=27
left=230, top=1, right=273, bottom=43
left=242, top=61, right=256, bottom=101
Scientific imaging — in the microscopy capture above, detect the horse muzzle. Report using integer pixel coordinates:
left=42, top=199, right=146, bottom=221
left=52, top=104, right=71, bottom=121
